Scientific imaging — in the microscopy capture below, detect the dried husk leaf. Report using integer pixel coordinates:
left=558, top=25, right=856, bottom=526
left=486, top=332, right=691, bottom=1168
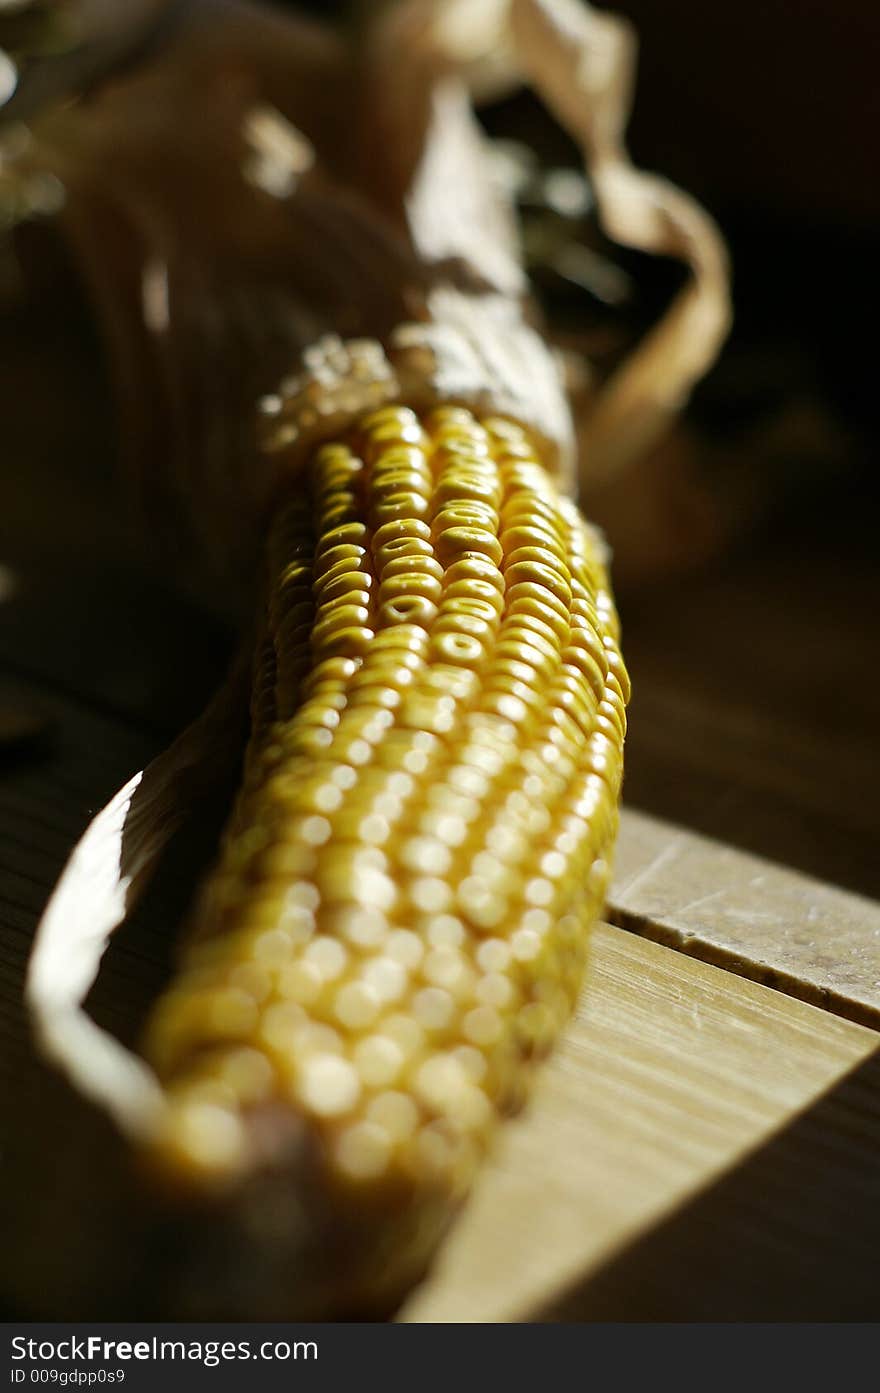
left=508, top=0, right=731, bottom=483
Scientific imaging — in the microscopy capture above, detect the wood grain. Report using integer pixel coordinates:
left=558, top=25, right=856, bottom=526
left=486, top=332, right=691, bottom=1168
left=403, top=924, right=878, bottom=1322
left=541, top=1040, right=880, bottom=1320
left=611, top=807, right=880, bottom=1028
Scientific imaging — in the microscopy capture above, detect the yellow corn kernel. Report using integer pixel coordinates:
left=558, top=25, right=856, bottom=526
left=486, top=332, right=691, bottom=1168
left=140, top=404, right=628, bottom=1297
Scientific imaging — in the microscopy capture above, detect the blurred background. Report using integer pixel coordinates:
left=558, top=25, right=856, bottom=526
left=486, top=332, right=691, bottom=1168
left=1, top=0, right=877, bottom=905
left=554, top=0, right=880, bottom=898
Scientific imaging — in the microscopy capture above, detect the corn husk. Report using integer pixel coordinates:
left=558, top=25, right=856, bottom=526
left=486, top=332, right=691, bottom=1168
left=20, top=0, right=729, bottom=1318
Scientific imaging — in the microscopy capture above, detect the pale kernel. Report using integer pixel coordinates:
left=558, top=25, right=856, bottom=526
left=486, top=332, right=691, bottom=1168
left=276, top=960, right=323, bottom=1006
left=423, top=947, right=470, bottom=993
left=334, top=981, right=381, bottom=1029
left=228, top=962, right=273, bottom=1003
left=276, top=905, right=315, bottom=945
left=301, top=815, right=332, bottom=846
left=335, top=1122, right=393, bottom=1180
left=333, top=906, right=388, bottom=948
left=304, top=936, right=348, bottom=980
left=401, top=830, right=453, bottom=874
left=455, top=1084, right=493, bottom=1130
left=428, top=916, right=466, bottom=949
left=291, top=1022, right=343, bottom=1058
left=385, top=929, right=424, bottom=968
left=521, top=907, right=552, bottom=935
left=463, top=1006, right=504, bottom=1046
left=362, top=955, right=408, bottom=1003
left=215, top=1048, right=275, bottom=1104
left=409, top=877, right=453, bottom=913
left=459, top=876, right=506, bottom=930
left=353, top=1034, right=404, bottom=1087
left=413, top=987, right=455, bottom=1031
left=259, top=1000, right=307, bottom=1052
left=525, top=877, right=554, bottom=907
left=366, top=1091, right=420, bottom=1141
left=415, top=1054, right=469, bottom=1111
left=511, top=928, right=543, bottom=962
left=476, top=972, right=515, bottom=1008
left=380, top=1013, right=425, bottom=1058
left=166, top=1102, right=246, bottom=1174
left=476, top=938, right=510, bottom=973
left=453, top=1044, right=489, bottom=1083
left=297, top=1054, right=361, bottom=1117
left=540, top=849, right=567, bottom=879
left=283, top=882, right=320, bottom=913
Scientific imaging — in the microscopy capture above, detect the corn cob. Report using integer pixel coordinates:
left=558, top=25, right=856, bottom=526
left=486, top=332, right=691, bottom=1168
left=140, top=404, right=628, bottom=1312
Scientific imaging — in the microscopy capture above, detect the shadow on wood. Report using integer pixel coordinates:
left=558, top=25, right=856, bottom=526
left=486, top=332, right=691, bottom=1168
left=540, top=1043, right=880, bottom=1321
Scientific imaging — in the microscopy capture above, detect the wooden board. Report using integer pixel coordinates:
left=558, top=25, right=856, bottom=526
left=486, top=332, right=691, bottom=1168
left=403, top=924, right=878, bottom=1321
left=611, top=808, right=880, bottom=1028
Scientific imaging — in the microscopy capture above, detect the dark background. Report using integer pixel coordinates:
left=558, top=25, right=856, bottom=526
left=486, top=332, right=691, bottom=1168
left=588, top=0, right=880, bottom=898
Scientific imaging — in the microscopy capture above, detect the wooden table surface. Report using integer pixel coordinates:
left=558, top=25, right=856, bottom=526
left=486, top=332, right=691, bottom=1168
left=1, top=318, right=878, bottom=1318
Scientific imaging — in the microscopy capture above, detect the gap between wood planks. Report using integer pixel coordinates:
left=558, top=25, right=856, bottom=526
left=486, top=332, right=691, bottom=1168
left=609, top=807, right=880, bottom=1032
